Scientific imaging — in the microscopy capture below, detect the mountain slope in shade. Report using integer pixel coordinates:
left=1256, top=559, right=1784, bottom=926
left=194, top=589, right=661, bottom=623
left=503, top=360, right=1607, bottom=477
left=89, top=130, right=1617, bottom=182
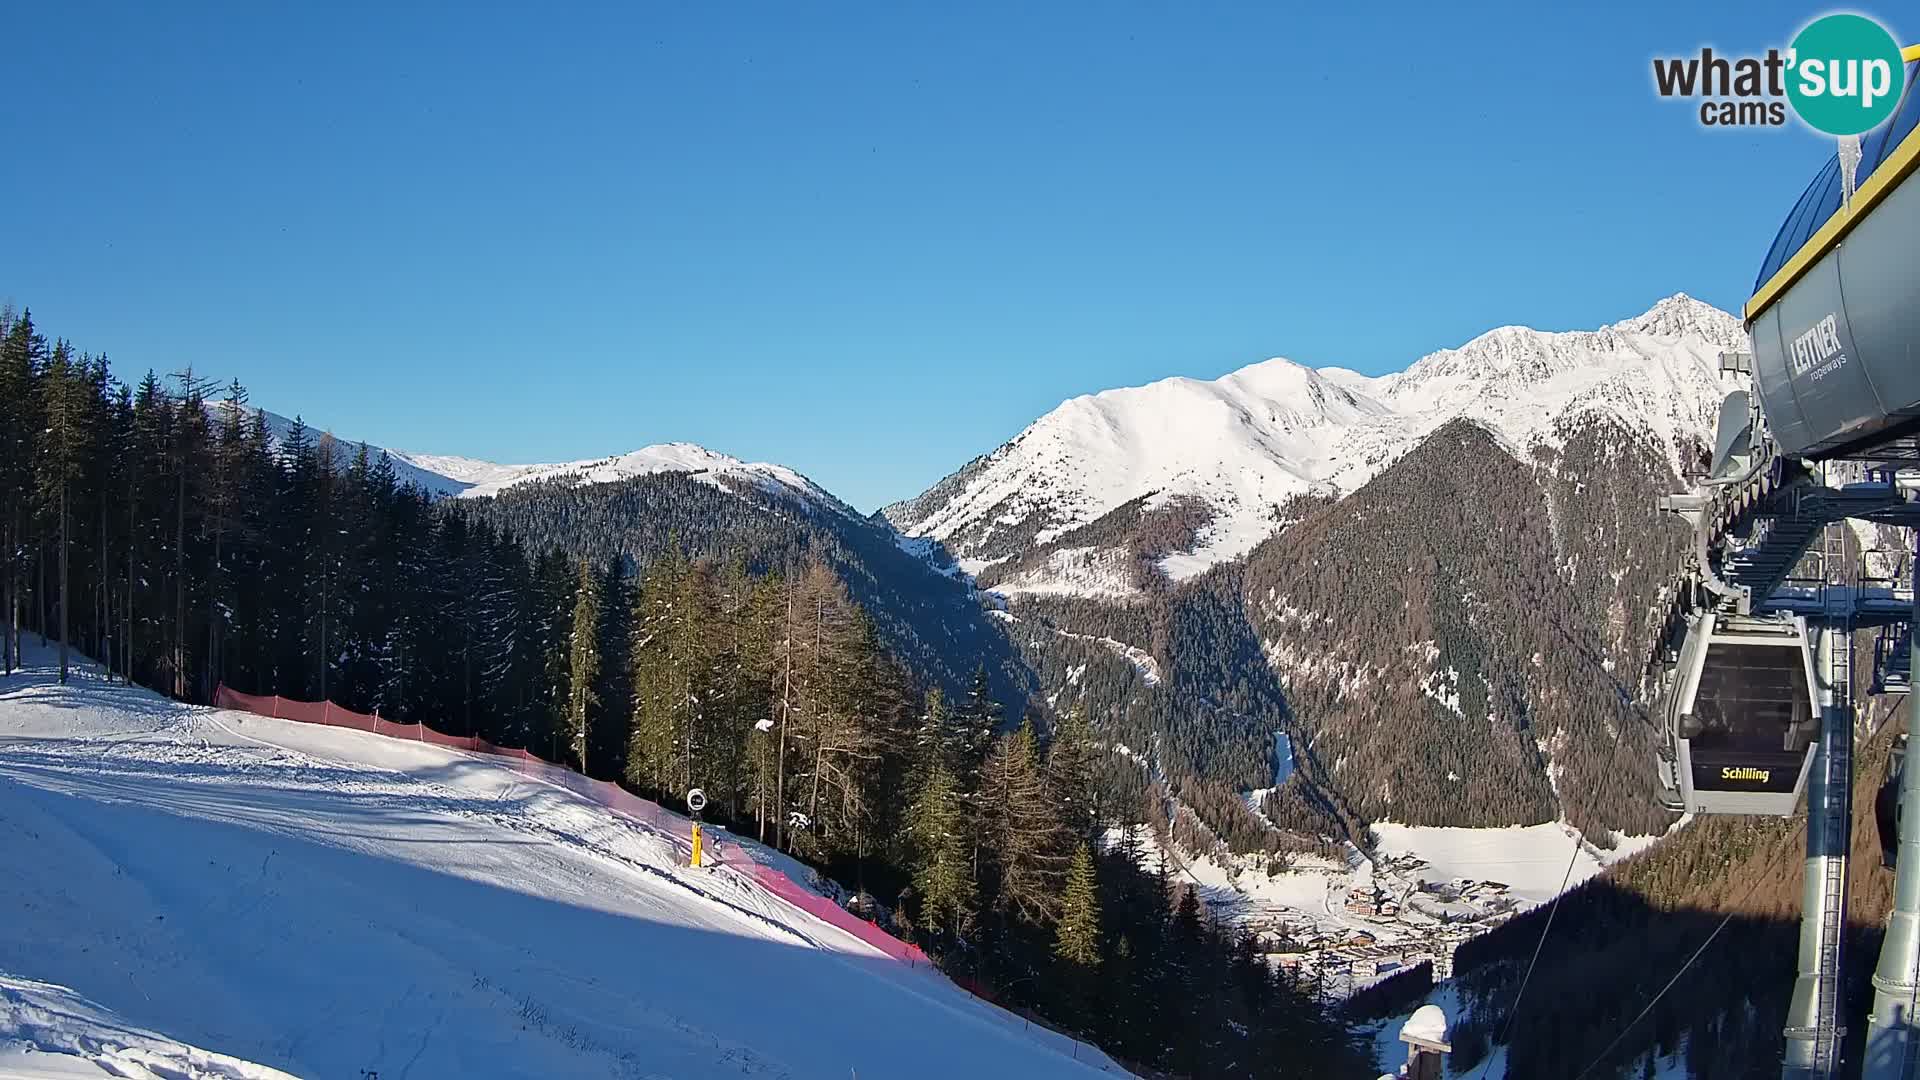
left=884, top=294, right=1742, bottom=592
left=1242, top=415, right=1693, bottom=837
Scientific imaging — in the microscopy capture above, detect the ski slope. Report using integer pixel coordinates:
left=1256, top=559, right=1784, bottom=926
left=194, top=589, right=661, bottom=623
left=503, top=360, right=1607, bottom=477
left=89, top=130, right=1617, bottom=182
left=0, top=651, right=1121, bottom=1079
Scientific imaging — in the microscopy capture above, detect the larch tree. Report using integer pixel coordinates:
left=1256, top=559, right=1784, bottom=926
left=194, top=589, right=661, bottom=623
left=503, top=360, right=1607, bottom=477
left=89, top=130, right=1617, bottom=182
left=980, top=719, right=1068, bottom=924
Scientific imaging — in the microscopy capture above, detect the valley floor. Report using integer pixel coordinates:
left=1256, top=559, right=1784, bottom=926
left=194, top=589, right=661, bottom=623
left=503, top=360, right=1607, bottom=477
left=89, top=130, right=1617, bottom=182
left=0, top=648, right=1118, bottom=1079
left=1130, top=808, right=1667, bottom=998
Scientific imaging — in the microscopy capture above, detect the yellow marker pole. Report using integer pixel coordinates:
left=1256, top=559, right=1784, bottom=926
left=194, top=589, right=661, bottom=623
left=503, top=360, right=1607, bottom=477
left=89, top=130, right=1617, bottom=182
left=692, top=823, right=703, bottom=868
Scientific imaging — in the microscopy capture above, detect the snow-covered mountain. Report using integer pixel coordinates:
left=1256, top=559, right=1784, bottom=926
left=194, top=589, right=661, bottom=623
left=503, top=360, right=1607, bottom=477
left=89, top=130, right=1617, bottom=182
left=884, top=294, right=1743, bottom=592
left=399, top=442, right=852, bottom=512
left=216, top=403, right=848, bottom=514
left=211, top=401, right=473, bottom=497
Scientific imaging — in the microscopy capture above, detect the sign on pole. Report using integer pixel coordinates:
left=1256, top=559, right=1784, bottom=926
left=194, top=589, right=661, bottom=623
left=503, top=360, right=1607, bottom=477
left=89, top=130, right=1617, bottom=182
left=687, top=788, right=707, bottom=868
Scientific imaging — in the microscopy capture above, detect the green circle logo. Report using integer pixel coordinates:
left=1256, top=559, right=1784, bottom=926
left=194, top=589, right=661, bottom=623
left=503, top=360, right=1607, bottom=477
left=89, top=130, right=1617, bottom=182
left=1787, top=14, right=1906, bottom=135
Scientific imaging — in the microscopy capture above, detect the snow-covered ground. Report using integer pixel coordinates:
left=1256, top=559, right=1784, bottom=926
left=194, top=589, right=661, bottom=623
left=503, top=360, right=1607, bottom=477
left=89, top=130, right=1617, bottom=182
left=988, top=609, right=1162, bottom=686
left=0, top=975, right=300, bottom=1079
left=1371, top=822, right=1658, bottom=905
left=1142, top=819, right=1654, bottom=932
left=0, top=650, right=1120, bottom=1079
left=988, top=546, right=1141, bottom=602
left=1113, top=809, right=1667, bottom=1006
left=1360, top=956, right=1689, bottom=1078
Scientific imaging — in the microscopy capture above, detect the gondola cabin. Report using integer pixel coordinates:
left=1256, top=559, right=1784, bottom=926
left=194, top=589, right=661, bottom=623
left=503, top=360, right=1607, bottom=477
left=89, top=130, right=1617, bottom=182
left=1656, top=612, right=1820, bottom=816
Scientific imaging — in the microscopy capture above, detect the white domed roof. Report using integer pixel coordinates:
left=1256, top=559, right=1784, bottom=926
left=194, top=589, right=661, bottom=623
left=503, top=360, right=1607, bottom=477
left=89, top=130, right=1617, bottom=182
left=1402, top=1004, right=1448, bottom=1042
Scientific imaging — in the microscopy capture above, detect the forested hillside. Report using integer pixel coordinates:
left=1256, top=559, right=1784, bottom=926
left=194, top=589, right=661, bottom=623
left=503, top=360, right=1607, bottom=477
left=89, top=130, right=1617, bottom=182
left=985, top=553, right=1357, bottom=877
left=454, top=471, right=1032, bottom=708
left=0, top=307, right=1373, bottom=1079
left=980, top=410, right=1700, bottom=873
left=1241, top=415, right=1695, bottom=838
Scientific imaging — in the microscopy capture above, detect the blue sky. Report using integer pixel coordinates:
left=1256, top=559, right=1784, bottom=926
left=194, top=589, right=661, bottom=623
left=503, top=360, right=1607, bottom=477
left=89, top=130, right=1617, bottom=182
left=0, top=2, right=1883, bottom=510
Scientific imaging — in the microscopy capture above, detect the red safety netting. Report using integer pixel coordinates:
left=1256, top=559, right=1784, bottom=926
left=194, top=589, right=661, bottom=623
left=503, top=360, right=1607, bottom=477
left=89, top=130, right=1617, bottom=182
left=738, top=860, right=930, bottom=965
left=210, top=683, right=929, bottom=968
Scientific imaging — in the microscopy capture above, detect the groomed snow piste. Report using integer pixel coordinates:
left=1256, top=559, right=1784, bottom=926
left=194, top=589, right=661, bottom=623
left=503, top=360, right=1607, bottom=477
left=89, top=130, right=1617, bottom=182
left=0, top=650, right=1120, bottom=1079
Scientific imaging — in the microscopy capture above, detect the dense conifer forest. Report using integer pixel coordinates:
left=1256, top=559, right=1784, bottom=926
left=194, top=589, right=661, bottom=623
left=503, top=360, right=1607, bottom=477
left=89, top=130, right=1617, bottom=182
left=1240, top=416, right=1697, bottom=839
left=0, top=308, right=1373, bottom=1079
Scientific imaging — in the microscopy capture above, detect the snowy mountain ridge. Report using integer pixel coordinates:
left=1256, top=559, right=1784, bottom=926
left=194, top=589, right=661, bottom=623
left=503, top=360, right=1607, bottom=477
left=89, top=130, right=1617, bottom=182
left=884, top=293, right=1742, bottom=592
left=400, top=441, right=854, bottom=513
left=212, top=402, right=849, bottom=515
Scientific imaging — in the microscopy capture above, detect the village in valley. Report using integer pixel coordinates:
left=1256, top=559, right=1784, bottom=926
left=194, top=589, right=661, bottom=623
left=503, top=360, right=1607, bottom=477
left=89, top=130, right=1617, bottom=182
left=1128, top=819, right=1651, bottom=998
left=1254, top=851, right=1521, bottom=996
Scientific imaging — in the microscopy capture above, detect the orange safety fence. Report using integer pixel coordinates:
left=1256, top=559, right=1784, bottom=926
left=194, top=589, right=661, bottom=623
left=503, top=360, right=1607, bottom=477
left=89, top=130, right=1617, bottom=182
left=210, top=683, right=931, bottom=969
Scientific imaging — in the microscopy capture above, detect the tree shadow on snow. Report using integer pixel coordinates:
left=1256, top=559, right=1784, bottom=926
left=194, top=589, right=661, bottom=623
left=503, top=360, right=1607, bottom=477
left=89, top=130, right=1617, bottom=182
left=0, top=743, right=1119, bottom=1080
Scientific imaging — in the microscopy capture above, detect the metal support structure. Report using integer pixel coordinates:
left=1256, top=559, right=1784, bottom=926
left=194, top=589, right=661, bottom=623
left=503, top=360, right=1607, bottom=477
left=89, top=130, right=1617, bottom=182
left=1786, top=622, right=1854, bottom=1079
left=1865, top=533, right=1920, bottom=1080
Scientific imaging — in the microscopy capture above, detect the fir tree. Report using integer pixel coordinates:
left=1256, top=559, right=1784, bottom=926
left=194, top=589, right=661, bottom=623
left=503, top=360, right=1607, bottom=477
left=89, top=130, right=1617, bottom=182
left=1053, top=842, right=1101, bottom=967
left=36, top=342, right=89, bottom=682
left=952, top=664, right=1003, bottom=880
left=907, top=759, right=974, bottom=939
left=589, top=558, right=632, bottom=781
left=1046, top=701, right=1100, bottom=840
left=628, top=547, right=691, bottom=795
left=0, top=311, right=47, bottom=675
left=566, top=557, right=600, bottom=772
left=951, top=664, right=1002, bottom=785
left=915, top=686, right=950, bottom=777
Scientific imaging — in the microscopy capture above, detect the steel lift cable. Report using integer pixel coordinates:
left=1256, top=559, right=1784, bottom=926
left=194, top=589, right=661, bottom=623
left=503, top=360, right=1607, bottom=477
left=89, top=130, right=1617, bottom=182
left=1561, top=820, right=1812, bottom=1080
left=1464, top=702, right=1637, bottom=1080
left=1570, top=908, right=1739, bottom=1080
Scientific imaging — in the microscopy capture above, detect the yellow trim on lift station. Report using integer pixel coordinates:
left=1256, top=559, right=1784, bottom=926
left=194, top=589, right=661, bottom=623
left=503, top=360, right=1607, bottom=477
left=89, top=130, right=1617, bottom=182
left=1746, top=46, right=1920, bottom=323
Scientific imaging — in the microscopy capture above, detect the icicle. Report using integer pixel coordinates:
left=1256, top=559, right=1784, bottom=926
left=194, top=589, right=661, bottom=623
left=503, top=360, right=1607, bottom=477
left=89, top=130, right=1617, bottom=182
left=1839, top=134, right=1863, bottom=205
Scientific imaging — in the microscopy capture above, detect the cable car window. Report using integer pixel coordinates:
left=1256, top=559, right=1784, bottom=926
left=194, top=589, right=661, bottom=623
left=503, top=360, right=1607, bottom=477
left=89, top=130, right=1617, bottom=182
left=1688, top=642, right=1813, bottom=754
left=1684, top=639, right=1814, bottom=800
